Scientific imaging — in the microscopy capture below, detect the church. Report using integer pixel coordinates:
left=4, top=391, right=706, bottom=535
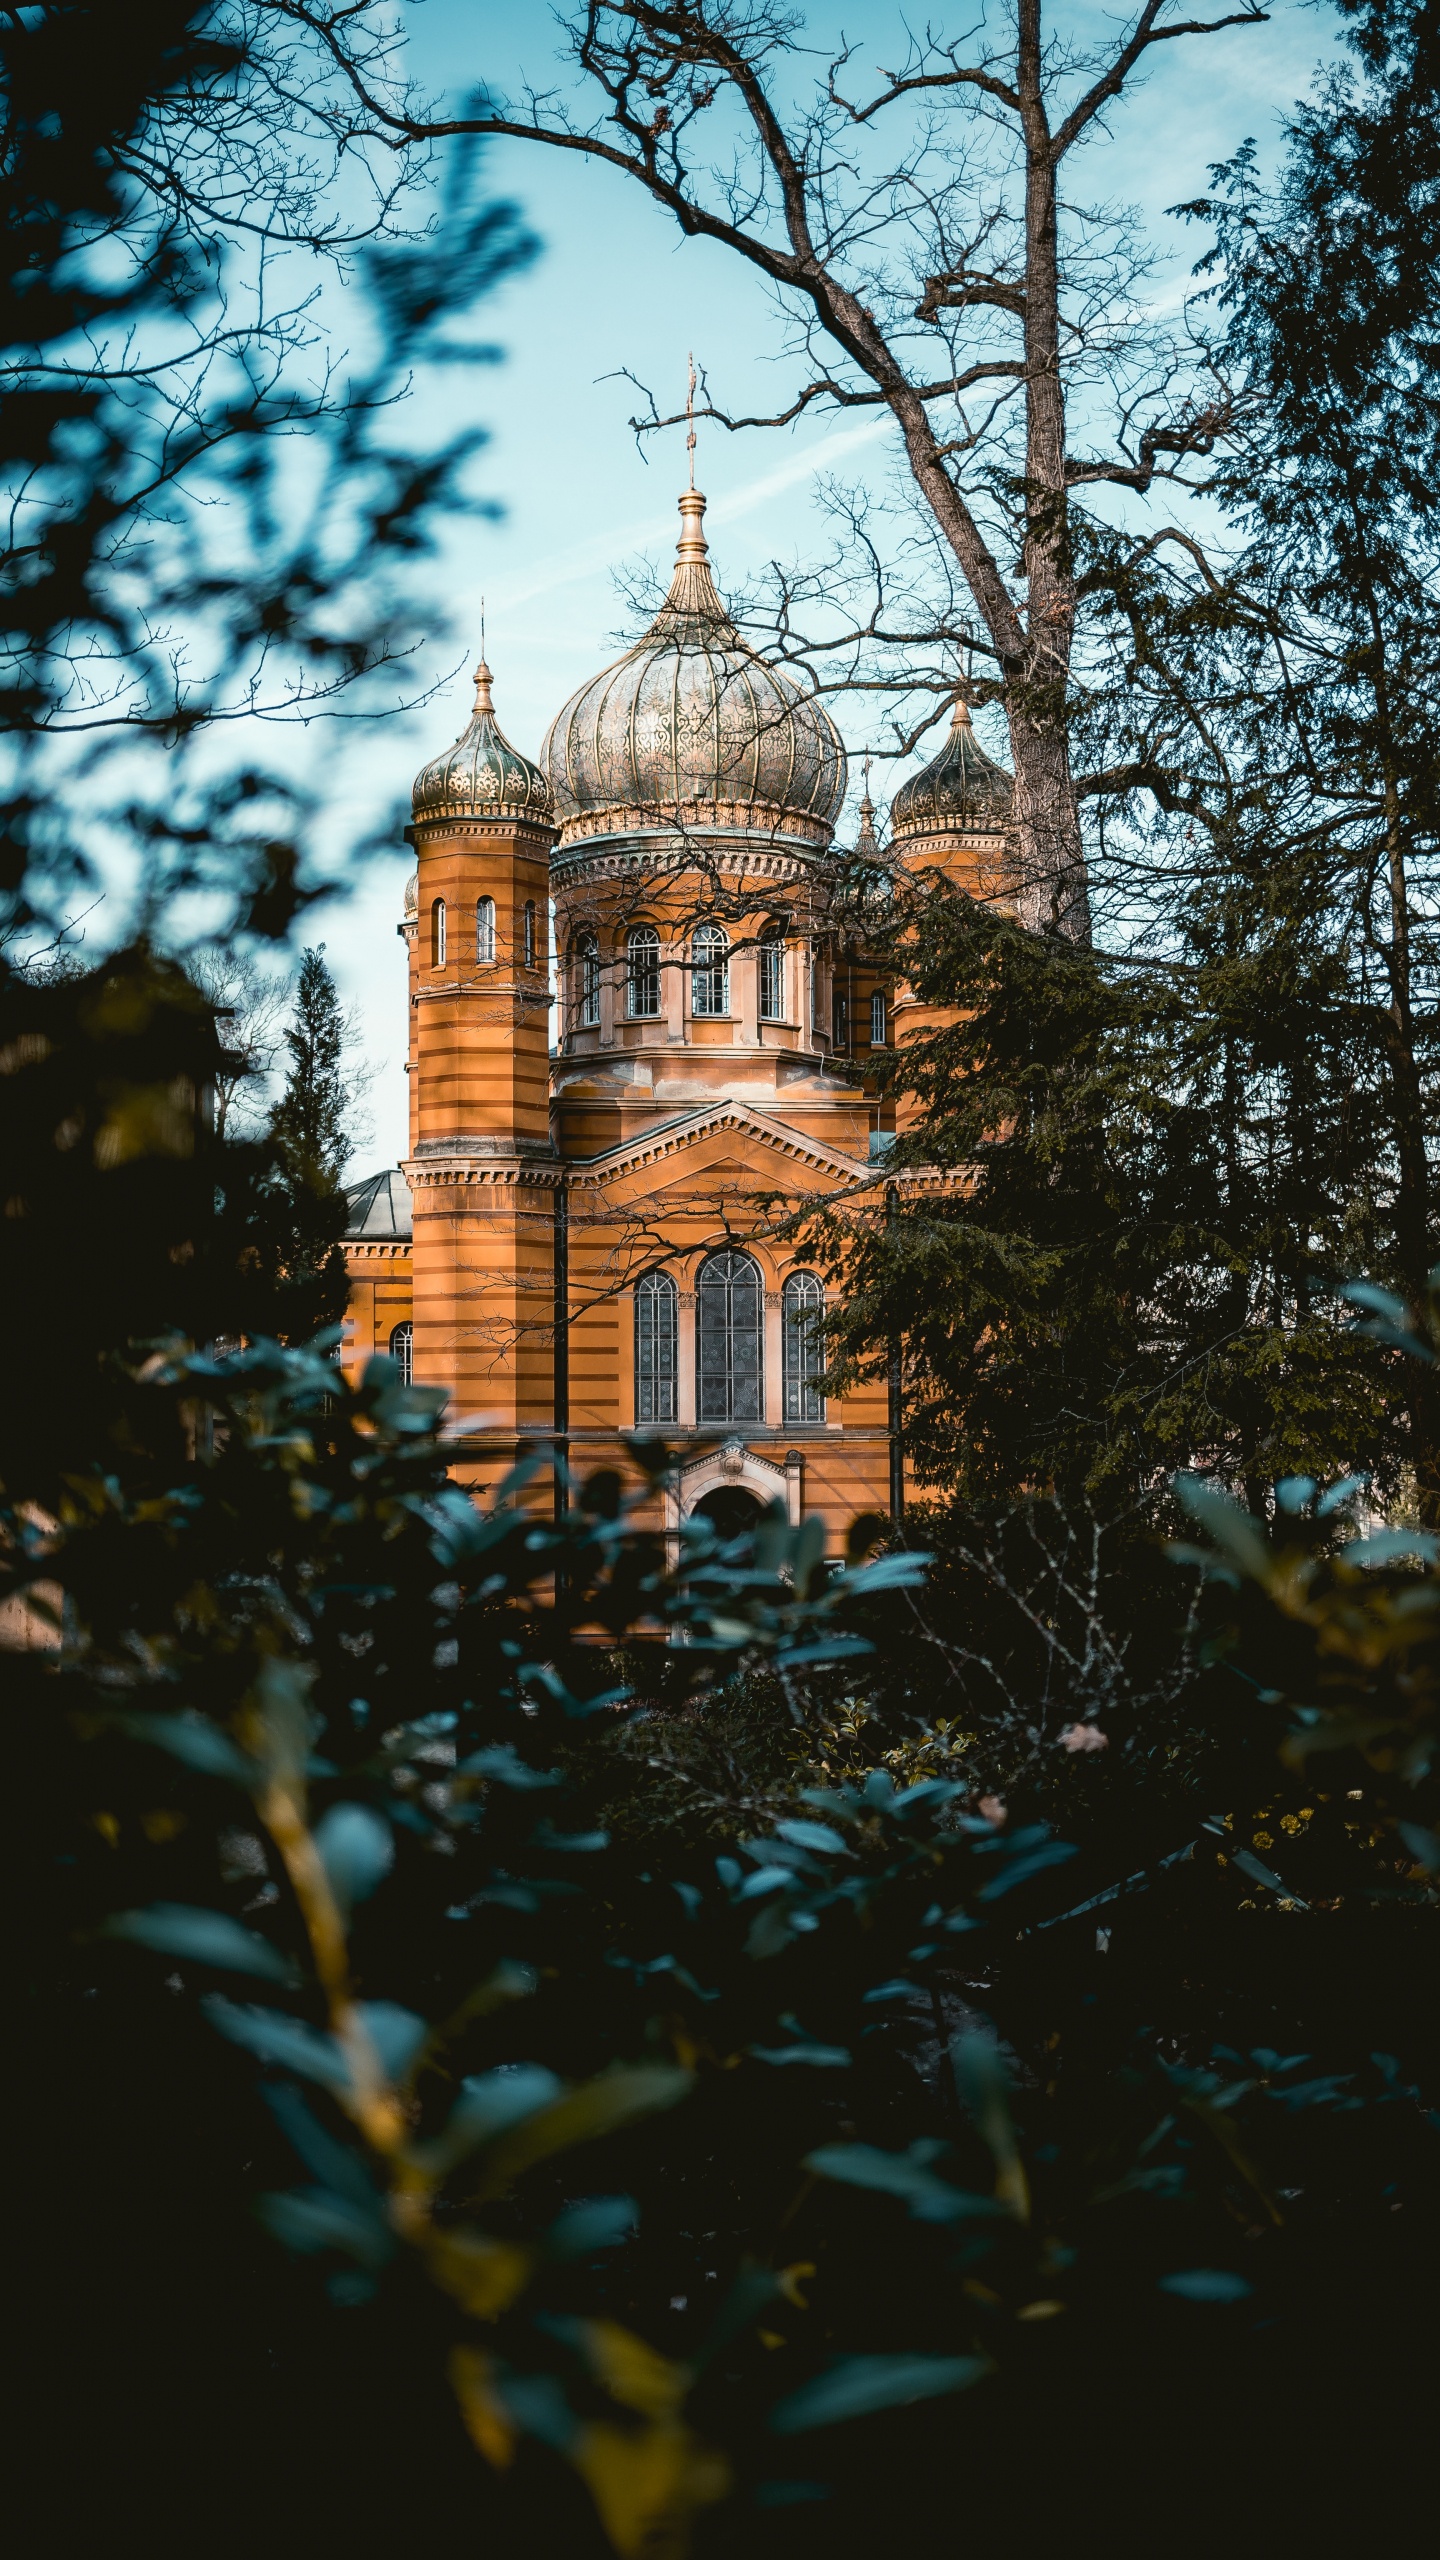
left=338, top=477, right=1014, bottom=1546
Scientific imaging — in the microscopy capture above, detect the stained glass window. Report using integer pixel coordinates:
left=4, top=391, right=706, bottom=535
left=389, top=1321, right=413, bottom=1385
left=634, top=1271, right=677, bottom=1422
left=783, top=1271, right=825, bottom=1422
left=697, top=1248, right=762, bottom=1423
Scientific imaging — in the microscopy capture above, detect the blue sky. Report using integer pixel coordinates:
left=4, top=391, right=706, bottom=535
left=312, top=0, right=1341, bottom=1171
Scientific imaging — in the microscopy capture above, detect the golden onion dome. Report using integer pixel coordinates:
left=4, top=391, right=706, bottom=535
left=411, top=660, right=552, bottom=826
left=890, top=697, right=1012, bottom=842
left=542, top=489, right=846, bottom=845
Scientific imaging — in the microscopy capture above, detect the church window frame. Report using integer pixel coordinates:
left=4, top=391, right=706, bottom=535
left=626, top=923, right=661, bottom=1019
left=758, top=933, right=785, bottom=1021
left=783, top=1271, right=826, bottom=1424
left=575, top=930, right=601, bottom=1027
left=833, top=988, right=848, bottom=1050
left=389, top=1321, right=413, bottom=1385
left=870, top=989, right=887, bottom=1046
left=633, top=1271, right=678, bottom=1423
left=523, top=899, right=537, bottom=971
left=696, top=1247, right=763, bottom=1425
left=431, top=898, right=446, bottom=970
left=475, top=896, right=495, bottom=964
left=691, top=922, right=730, bottom=1019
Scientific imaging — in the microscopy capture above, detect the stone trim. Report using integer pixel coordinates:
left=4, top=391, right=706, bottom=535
left=567, top=1098, right=870, bottom=1189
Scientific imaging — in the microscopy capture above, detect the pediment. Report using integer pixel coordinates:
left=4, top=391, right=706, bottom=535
left=568, top=1101, right=870, bottom=1199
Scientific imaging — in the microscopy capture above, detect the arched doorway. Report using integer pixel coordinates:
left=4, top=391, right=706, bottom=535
left=691, top=1484, right=766, bottom=1541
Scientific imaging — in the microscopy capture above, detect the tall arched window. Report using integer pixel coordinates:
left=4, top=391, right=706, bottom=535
left=691, top=922, right=729, bottom=1018
left=633, top=1271, right=678, bottom=1423
left=870, top=989, right=887, bottom=1046
left=832, top=989, right=848, bottom=1050
left=627, top=924, right=661, bottom=1019
left=759, top=933, right=785, bottom=1021
left=575, top=931, right=600, bottom=1027
left=697, top=1248, right=762, bottom=1423
left=475, top=896, right=495, bottom=964
left=783, top=1271, right=825, bottom=1423
left=389, top=1320, right=413, bottom=1385
left=523, top=900, right=537, bottom=971
left=431, top=898, right=446, bottom=969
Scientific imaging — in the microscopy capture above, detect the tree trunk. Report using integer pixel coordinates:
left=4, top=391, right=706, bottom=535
left=1009, top=0, right=1090, bottom=941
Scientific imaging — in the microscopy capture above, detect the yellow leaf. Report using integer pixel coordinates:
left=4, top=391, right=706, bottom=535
left=449, top=2347, right=518, bottom=2471
left=574, top=2320, right=688, bottom=2419
left=429, top=2230, right=533, bottom=2319
left=574, top=2418, right=730, bottom=2559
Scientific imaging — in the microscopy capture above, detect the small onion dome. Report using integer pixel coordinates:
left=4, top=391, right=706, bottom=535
left=889, top=696, right=1012, bottom=842
left=542, top=489, right=846, bottom=844
left=411, top=660, right=552, bottom=826
left=402, top=870, right=418, bottom=918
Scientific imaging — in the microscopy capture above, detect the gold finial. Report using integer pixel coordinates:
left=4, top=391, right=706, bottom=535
left=861, top=748, right=874, bottom=809
left=473, top=657, right=493, bottom=714
left=686, top=352, right=697, bottom=489
left=951, top=691, right=973, bottom=728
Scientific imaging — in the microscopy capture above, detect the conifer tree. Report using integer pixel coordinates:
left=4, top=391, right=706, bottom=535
left=253, top=945, right=352, bottom=1339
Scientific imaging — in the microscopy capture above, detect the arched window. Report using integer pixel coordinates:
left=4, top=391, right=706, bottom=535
left=575, top=931, right=600, bottom=1027
left=389, top=1320, right=413, bottom=1385
left=783, top=1271, right=825, bottom=1423
left=697, top=1248, right=762, bottom=1424
left=475, top=896, right=495, bottom=964
left=431, top=898, right=446, bottom=970
left=759, top=933, right=785, bottom=1021
left=870, top=989, right=887, bottom=1046
left=691, top=922, right=729, bottom=1018
left=633, top=1270, right=677, bottom=1423
left=523, top=900, right=537, bottom=971
left=627, top=923, right=661, bottom=1019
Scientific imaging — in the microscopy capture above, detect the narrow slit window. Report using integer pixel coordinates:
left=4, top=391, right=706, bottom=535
left=389, top=1321, right=413, bottom=1385
left=692, top=922, right=729, bottom=1018
left=759, top=935, right=785, bottom=1021
left=627, top=924, right=661, bottom=1019
left=870, top=989, right=887, bottom=1046
left=431, top=899, right=446, bottom=970
left=783, top=1271, right=825, bottom=1423
left=832, top=990, right=848, bottom=1050
left=696, top=1248, right=763, bottom=1424
left=634, top=1271, right=678, bottom=1423
left=524, top=900, right=536, bottom=971
left=476, top=896, right=495, bottom=964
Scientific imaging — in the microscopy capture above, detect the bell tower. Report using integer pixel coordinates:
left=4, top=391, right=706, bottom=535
left=403, top=659, right=560, bottom=1475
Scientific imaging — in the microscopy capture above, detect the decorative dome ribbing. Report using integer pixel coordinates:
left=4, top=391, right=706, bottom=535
left=890, top=697, right=1012, bottom=841
left=542, top=490, right=846, bottom=843
left=411, top=661, right=553, bottom=825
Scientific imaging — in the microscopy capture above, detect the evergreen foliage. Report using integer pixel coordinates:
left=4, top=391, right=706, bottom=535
left=254, top=947, right=353, bottom=1340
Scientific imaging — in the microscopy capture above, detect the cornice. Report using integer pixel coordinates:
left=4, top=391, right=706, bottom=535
left=405, top=816, right=558, bottom=850
left=404, top=1149, right=565, bottom=1192
left=343, top=1240, right=412, bottom=1260
left=552, top=818, right=828, bottom=875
